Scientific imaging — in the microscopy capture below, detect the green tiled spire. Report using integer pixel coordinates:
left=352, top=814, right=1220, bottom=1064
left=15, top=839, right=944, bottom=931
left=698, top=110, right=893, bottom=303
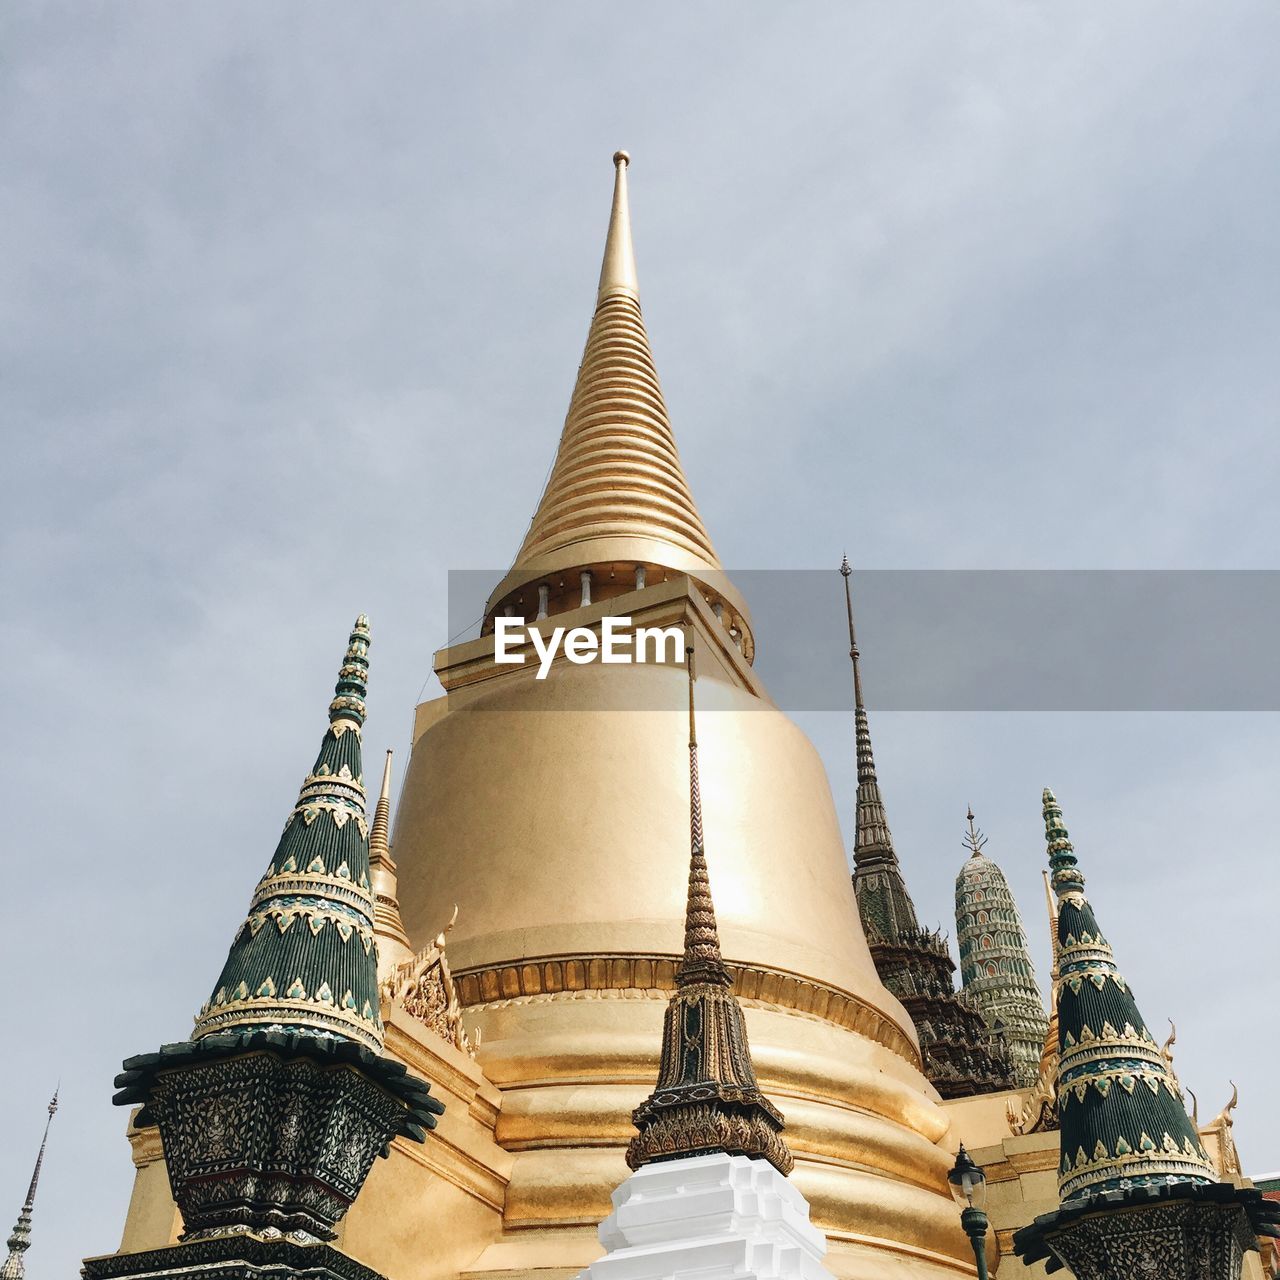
left=1043, top=788, right=1214, bottom=1200
left=193, top=617, right=383, bottom=1052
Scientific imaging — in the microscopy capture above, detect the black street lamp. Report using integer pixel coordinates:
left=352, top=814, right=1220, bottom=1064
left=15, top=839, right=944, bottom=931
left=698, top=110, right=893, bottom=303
left=948, top=1145, right=990, bottom=1280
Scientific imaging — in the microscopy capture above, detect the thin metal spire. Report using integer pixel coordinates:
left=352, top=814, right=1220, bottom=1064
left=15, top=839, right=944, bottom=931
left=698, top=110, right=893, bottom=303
left=625, top=639, right=791, bottom=1174
left=839, top=553, right=865, bottom=709
left=962, top=806, right=988, bottom=858
left=840, top=558, right=910, bottom=900
left=2, top=1090, right=58, bottom=1280
left=679, top=640, right=728, bottom=986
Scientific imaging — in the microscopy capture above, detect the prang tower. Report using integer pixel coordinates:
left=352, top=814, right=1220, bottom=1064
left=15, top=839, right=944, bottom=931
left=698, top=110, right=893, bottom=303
left=954, top=809, right=1050, bottom=1088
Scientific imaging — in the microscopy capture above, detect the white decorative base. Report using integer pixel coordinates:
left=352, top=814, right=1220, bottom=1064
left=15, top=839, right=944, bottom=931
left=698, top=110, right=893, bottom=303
left=580, top=1152, right=834, bottom=1280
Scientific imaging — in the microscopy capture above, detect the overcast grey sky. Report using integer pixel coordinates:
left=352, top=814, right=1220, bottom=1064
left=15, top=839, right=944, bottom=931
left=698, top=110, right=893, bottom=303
left=3, top=4, right=1278, bottom=1272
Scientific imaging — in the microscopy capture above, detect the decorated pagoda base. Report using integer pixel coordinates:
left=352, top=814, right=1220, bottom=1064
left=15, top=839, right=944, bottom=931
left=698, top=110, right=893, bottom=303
left=1012, top=1181, right=1279, bottom=1280
left=82, top=1233, right=384, bottom=1280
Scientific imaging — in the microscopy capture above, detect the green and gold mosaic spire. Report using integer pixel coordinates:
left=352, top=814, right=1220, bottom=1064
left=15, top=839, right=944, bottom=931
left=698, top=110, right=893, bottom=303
left=193, top=617, right=383, bottom=1053
left=1043, top=788, right=1214, bottom=1200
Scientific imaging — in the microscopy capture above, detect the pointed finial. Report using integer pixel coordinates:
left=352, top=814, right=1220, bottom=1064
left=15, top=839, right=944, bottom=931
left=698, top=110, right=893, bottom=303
left=1041, top=868, right=1059, bottom=974
left=369, top=749, right=394, bottom=867
left=962, top=807, right=988, bottom=858
left=626, top=640, right=791, bottom=1174
left=4, top=1086, right=59, bottom=1279
left=839, top=555, right=865, bottom=709
left=329, top=615, right=371, bottom=728
left=679, top=639, right=728, bottom=987
left=598, top=149, right=639, bottom=302
left=1042, top=787, right=1083, bottom=901
left=1041, top=868, right=1057, bottom=925
left=368, top=747, right=414, bottom=981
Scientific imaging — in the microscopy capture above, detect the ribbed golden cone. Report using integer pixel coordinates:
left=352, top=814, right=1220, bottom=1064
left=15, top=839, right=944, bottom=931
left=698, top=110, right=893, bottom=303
left=370, top=749, right=413, bottom=980
left=486, top=152, right=751, bottom=644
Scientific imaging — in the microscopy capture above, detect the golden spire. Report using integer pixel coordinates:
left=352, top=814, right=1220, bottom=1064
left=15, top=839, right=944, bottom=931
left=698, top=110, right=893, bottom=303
left=370, top=748, right=414, bottom=981
left=1035, top=869, right=1060, bottom=1085
left=626, top=641, right=792, bottom=1175
left=485, top=152, right=751, bottom=648
left=1007, top=870, right=1062, bottom=1136
left=597, top=150, right=639, bottom=302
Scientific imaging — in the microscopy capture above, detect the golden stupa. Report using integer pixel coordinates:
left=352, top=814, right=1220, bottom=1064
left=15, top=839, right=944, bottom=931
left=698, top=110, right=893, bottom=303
left=108, top=153, right=1258, bottom=1280
left=391, top=150, right=968, bottom=1279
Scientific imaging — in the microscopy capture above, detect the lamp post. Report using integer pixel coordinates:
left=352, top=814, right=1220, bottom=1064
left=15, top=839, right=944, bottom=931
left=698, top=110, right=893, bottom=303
left=948, top=1145, right=990, bottom=1280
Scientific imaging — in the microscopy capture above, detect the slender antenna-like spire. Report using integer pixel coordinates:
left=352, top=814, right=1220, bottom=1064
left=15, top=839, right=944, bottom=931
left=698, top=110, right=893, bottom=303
left=840, top=554, right=865, bottom=710
left=840, top=558, right=918, bottom=929
left=679, top=641, right=728, bottom=985
left=626, top=641, right=791, bottom=1174
left=193, top=617, right=384, bottom=1052
left=370, top=748, right=414, bottom=981
left=1041, top=788, right=1214, bottom=1198
left=2, top=1090, right=58, bottom=1280
left=370, top=749, right=394, bottom=858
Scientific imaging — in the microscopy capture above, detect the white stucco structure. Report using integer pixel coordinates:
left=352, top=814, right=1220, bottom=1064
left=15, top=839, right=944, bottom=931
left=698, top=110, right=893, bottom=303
left=580, top=1153, right=835, bottom=1280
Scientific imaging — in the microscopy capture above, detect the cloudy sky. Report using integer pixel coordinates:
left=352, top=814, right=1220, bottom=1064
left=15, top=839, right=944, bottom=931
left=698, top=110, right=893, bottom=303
left=4, top=3, right=1278, bottom=1271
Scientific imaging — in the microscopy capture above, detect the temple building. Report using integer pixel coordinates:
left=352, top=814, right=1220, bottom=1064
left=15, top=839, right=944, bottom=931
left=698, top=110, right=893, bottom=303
left=83, top=152, right=1275, bottom=1280
left=954, top=811, right=1050, bottom=1089
left=840, top=560, right=1016, bottom=1099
